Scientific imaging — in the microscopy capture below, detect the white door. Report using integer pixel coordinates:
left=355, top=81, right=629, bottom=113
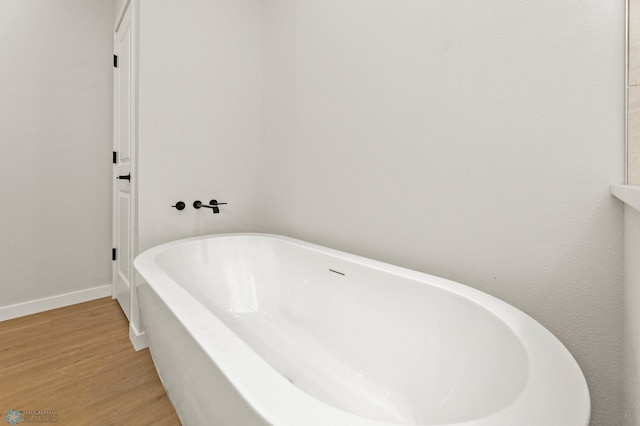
left=113, top=4, right=134, bottom=320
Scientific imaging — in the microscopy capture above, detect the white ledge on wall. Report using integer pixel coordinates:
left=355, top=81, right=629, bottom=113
left=612, top=185, right=640, bottom=212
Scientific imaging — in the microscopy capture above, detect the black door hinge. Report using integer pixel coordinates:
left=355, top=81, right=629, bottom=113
left=112, top=248, right=117, bottom=261
left=113, top=55, right=118, bottom=68
left=113, top=151, right=117, bottom=164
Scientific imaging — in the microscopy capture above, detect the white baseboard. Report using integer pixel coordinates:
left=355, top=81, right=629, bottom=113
left=0, top=284, right=113, bottom=322
left=129, top=322, right=149, bottom=351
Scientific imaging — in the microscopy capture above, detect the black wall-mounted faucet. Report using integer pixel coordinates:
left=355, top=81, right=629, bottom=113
left=193, top=199, right=228, bottom=214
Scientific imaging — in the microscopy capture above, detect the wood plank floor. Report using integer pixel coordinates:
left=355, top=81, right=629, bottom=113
left=0, top=297, right=180, bottom=425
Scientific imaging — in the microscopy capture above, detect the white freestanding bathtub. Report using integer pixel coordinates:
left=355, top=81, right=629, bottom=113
left=134, top=233, right=590, bottom=426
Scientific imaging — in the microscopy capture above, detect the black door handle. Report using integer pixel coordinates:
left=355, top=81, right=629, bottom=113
left=116, top=173, right=131, bottom=181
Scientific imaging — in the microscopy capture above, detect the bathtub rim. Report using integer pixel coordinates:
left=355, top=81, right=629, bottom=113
left=134, top=232, right=591, bottom=426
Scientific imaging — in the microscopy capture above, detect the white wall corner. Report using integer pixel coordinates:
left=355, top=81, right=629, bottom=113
left=0, top=285, right=112, bottom=322
left=129, top=321, right=149, bottom=351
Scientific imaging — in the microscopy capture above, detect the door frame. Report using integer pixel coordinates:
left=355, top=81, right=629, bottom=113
left=113, top=0, right=138, bottom=324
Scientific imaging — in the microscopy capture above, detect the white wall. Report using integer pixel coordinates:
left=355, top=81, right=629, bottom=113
left=624, top=202, right=640, bottom=425
left=0, top=0, right=114, bottom=306
left=263, top=1, right=625, bottom=425
left=136, top=0, right=265, bottom=254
